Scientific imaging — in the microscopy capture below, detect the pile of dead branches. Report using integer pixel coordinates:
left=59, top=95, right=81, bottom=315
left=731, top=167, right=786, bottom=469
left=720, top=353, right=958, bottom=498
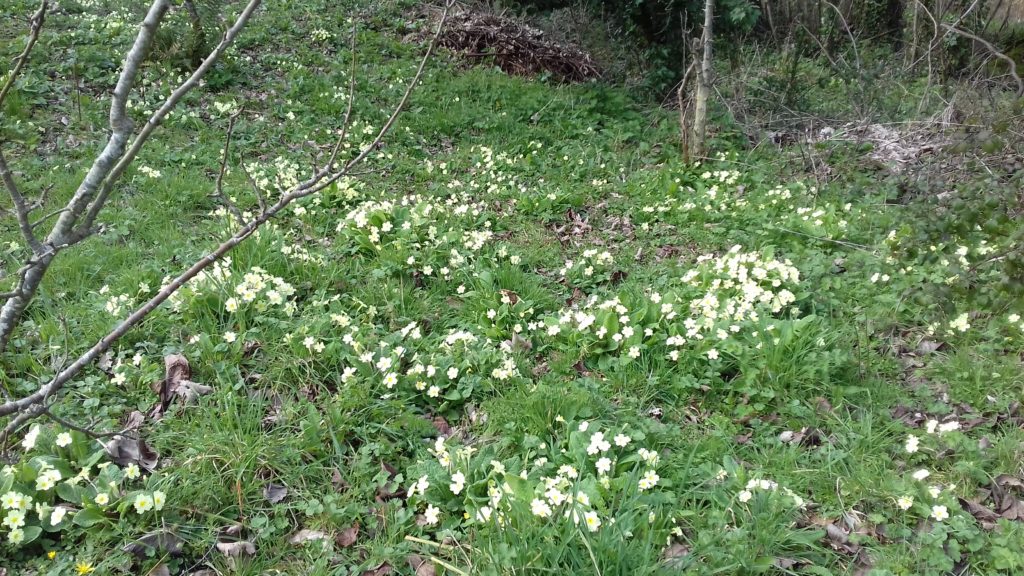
left=434, top=7, right=601, bottom=82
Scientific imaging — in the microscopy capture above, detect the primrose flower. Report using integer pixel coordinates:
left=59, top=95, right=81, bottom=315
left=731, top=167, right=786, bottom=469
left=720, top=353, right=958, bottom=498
left=637, top=448, right=659, bottom=466
left=897, top=495, right=914, bottom=510
left=904, top=434, right=920, bottom=454
left=223, top=331, right=237, bottom=343
left=545, top=488, right=568, bottom=506
left=738, top=490, right=752, bottom=503
left=531, top=498, right=552, bottom=517
left=21, top=425, right=40, bottom=450
left=35, top=468, right=61, bottom=491
left=584, top=511, right=602, bottom=532
left=7, top=527, right=24, bottom=544
left=94, top=493, right=110, bottom=506
left=133, top=493, right=154, bottom=514
left=423, top=504, right=440, bottom=525
left=50, top=506, right=68, bottom=526
left=587, top=432, right=611, bottom=455
left=596, top=457, right=612, bottom=475
left=912, top=469, right=931, bottom=481
left=476, top=506, right=493, bottom=522
left=407, top=475, right=430, bottom=498
left=931, top=505, right=949, bottom=521
left=125, top=463, right=141, bottom=480
left=153, top=490, right=166, bottom=511
left=2, top=509, right=26, bottom=529
left=2, top=492, right=18, bottom=510
left=638, top=470, right=660, bottom=492
left=450, top=471, right=466, bottom=495
left=557, top=465, right=579, bottom=479
left=56, top=432, right=73, bottom=447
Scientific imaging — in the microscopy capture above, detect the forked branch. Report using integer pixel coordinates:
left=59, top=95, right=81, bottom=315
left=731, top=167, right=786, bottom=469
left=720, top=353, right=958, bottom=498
left=0, top=0, right=455, bottom=431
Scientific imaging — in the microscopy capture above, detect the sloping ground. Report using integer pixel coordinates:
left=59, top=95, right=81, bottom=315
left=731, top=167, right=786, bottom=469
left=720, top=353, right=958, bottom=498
left=1, top=0, right=1023, bottom=574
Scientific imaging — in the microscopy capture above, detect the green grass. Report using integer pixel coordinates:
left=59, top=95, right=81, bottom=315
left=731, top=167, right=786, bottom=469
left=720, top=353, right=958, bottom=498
left=1, top=0, right=1023, bottom=575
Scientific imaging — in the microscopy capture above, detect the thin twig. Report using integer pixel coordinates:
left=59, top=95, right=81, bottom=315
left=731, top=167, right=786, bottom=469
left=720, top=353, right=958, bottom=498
left=211, top=108, right=246, bottom=226
left=320, top=23, right=359, bottom=177
left=941, top=23, right=1024, bottom=97
left=771, top=226, right=875, bottom=253
left=0, top=149, right=43, bottom=253
left=30, top=206, right=67, bottom=230
left=305, top=0, right=456, bottom=196
left=0, top=0, right=47, bottom=111
left=238, top=161, right=266, bottom=216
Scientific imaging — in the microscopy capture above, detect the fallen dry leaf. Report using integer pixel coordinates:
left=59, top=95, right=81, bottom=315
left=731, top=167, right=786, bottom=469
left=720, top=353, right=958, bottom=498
left=510, top=332, right=532, bottom=352
left=221, top=523, right=244, bottom=537
left=429, top=415, right=450, bottom=436
left=264, top=483, right=288, bottom=504
left=150, top=354, right=213, bottom=419
left=571, top=360, right=591, bottom=377
left=991, top=474, right=1024, bottom=521
left=261, top=392, right=284, bottom=428
left=335, top=524, right=359, bottom=547
left=916, top=339, right=944, bottom=354
left=407, top=554, right=437, bottom=576
left=662, top=542, right=689, bottom=568
left=123, top=529, right=184, bottom=557
left=104, top=435, right=159, bottom=471
left=822, top=522, right=861, bottom=556
left=215, top=540, right=256, bottom=557
left=376, top=462, right=405, bottom=501
left=123, top=410, right=146, bottom=432
left=361, top=562, right=393, bottom=576
left=499, top=289, right=519, bottom=305
left=332, top=468, right=350, bottom=493
left=958, top=495, right=999, bottom=529
left=97, top=350, right=114, bottom=373
left=289, top=529, right=329, bottom=545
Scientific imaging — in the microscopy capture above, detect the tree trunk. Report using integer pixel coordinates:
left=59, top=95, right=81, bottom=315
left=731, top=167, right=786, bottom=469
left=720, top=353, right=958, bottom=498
left=691, top=0, right=714, bottom=160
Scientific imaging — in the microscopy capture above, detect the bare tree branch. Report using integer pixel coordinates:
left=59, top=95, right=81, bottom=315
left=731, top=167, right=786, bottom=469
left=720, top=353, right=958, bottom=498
left=0, top=0, right=47, bottom=111
left=0, top=0, right=262, bottom=353
left=0, top=150, right=43, bottom=254
left=0, top=0, right=172, bottom=353
left=211, top=108, right=246, bottom=226
left=941, top=23, right=1024, bottom=97
left=0, top=0, right=455, bottom=425
left=76, top=0, right=264, bottom=237
left=305, top=0, right=455, bottom=196
left=239, top=161, right=267, bottom=216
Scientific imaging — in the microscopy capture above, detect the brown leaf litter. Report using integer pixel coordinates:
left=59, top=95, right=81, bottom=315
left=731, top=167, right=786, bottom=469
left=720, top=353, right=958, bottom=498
left=150, top=354, right=213, bottom=419
left=425, top=6, right=601, bottom=82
